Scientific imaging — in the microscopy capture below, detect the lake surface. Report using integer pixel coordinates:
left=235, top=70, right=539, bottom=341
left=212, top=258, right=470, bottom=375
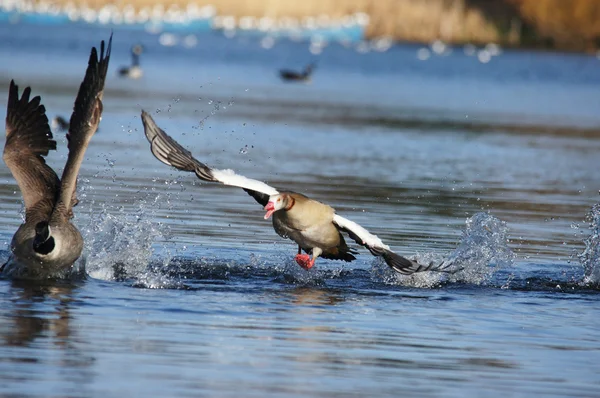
left=0, top=22, right=599, bottom=397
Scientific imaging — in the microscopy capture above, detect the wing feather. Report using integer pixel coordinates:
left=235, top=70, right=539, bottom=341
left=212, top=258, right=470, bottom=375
left=54, top=35, right=112, bottom=219
left=3, top=80, right=59, bottom=218
left=141, top=110, right=279, bottom=205
left=333, top=214, right=450, bottom=275
left=67, top=34, right=111, bottom=148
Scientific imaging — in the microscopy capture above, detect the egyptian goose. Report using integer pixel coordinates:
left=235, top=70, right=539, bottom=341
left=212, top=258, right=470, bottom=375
left=118, top=44, right=143, bottom=79
left=1, top=36, right=111, bottom=279
left=141, top=112, right=448, bottom=275
left=279, top=62, right=315, bottom=83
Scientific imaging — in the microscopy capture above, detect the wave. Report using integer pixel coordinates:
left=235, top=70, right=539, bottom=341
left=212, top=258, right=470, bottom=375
left=371, top=212, right=515, bottom=288
left=1, top=188, right=592, bottom=292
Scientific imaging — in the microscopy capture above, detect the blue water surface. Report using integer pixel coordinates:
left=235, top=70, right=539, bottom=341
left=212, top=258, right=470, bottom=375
left=0, top=20, right=599, bottom=398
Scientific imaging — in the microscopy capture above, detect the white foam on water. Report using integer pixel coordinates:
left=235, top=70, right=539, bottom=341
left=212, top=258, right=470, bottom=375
left=372, top=212, right=515, bottom=288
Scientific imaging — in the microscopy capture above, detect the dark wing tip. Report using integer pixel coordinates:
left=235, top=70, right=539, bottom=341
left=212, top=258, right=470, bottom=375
left=243, top=188, right=270, bottom=207
left=381, top=249, right=426, bottom=275
left=99, top=33, right=112, bottom=74
left=140, top=110, right=217, bottom=182
left=86, top=33, right=112, bottom=75
left=5, top=80, right=55, bottom=156
left=380, top=249, right=454, bottom=275
left=8, top=80, right=18, bottom=109
left=68, top=35, right=112, bottom=142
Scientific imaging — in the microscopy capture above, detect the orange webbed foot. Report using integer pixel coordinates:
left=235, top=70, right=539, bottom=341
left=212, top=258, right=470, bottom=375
left=294, top=254, right=315, bottom=270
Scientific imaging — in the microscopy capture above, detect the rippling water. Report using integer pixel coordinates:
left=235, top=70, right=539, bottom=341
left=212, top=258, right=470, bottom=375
left=0, top=22, right=599, bottom=397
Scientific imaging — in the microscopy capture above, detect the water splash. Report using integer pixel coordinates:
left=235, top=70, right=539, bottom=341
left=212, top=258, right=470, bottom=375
left=580, top=204, right=600, bottom=285
left=79, top=198, right=178, bottom=288
left=446, top=212, right=515, bottom=284
left=272, top=256, right=348, bottom=286
left=374, top=212, right=515, bottom=288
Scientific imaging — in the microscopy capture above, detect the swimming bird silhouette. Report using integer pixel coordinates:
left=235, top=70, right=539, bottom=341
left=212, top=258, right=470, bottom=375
left=51, top=115, right=69, bottom=132
left=1, top=36, right=111, bottom=279
left=279, top=62, right=315, bottom=82
left=140, top=111, right=450, bottom=274
left=118, top=44, right=143, bottom=79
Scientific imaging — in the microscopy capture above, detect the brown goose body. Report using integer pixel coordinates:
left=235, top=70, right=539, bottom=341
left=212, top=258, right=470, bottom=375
left=1, top=37, right=111, bottom=279
left=271, top=192, right=357, bottom=262
left=141, top=111, right=452, bottom=274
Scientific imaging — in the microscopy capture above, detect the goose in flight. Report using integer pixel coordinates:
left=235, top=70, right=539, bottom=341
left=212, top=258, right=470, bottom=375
left=140, top=111, right=449, bottom=275
left=118, top=44, right=143, bottom=79
left=279, top=62, right=315, bottom=83
left=1, top=36, right=111, bottom=279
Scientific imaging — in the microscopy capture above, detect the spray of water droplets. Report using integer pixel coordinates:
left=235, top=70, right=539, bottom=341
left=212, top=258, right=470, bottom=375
left=580, top=204, right=600, bottom=286
left=372, top=212, right=515, bottom=288
left=78, top=196, right=183, bottom=288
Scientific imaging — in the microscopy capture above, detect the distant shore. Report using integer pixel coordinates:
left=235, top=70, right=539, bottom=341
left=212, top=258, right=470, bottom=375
left=26, top=0, right=600, bottom=51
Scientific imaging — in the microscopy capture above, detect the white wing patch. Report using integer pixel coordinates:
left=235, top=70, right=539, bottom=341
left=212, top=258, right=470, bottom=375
left=333, top=214, right=390, bottom=250
left=212, top=168, right=279, bottom=196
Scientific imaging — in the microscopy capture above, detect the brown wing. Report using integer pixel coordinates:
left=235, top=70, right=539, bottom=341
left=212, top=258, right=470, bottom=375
left=54, top=35, right=112, bottom=219
left=3, top=80, right=59, bottom=219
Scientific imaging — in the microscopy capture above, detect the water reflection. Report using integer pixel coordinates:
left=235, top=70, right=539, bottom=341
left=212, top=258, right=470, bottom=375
left=274, top=286, right=345, bottom=309
left=0, top=280, right=95, bottom=393
left=1, top=280, right=78, bottom=347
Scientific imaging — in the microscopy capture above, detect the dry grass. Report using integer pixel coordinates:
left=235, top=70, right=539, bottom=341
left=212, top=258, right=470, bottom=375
left=511, top=0, right=600, bottom=49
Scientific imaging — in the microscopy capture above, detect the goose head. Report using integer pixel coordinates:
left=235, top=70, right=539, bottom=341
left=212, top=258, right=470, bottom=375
left=264, top=193, right=294, bottom=219
left=33, top=221, right=55, bottom=255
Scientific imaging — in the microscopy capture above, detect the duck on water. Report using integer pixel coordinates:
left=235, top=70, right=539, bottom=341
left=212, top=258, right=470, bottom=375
left=1, top=36, right=111, bottom=279
left=279, top=62, right=316, bottom=83
left=141, top=111, right=452, bottom=275
left=118, top=44, right=143, bottom=79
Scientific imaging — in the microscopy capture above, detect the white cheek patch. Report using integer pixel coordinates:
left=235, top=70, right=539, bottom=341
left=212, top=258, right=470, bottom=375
left=40, top=238, right=61, bottom=260
left=52, top=238, right=62, bottom=257
left=212, top=168, right=279, bottom=195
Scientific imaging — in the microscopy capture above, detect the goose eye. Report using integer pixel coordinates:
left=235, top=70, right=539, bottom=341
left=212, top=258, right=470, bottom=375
left=277, top=198, right=281, bottom=202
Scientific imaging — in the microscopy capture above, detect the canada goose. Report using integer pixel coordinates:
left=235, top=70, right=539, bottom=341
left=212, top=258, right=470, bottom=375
left=140, top=111, right=450, bottom=274
left=118, top=44, right=143, bottom=79
left=279, top=62, right=315, bottom=82
left=1, top=36, right=111, bottom=279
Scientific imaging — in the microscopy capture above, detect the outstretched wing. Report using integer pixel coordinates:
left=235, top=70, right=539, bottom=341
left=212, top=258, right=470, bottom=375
left=141, top=110, right=279, bottom=205
left=3, top=80, right=59, bottom=219
left=333, top=214, right=451, bottom=275
left=55, top=34, right=112, bottom=219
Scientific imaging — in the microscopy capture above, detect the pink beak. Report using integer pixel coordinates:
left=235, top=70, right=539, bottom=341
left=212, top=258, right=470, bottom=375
left=264, top=202, right=275, bottom=219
